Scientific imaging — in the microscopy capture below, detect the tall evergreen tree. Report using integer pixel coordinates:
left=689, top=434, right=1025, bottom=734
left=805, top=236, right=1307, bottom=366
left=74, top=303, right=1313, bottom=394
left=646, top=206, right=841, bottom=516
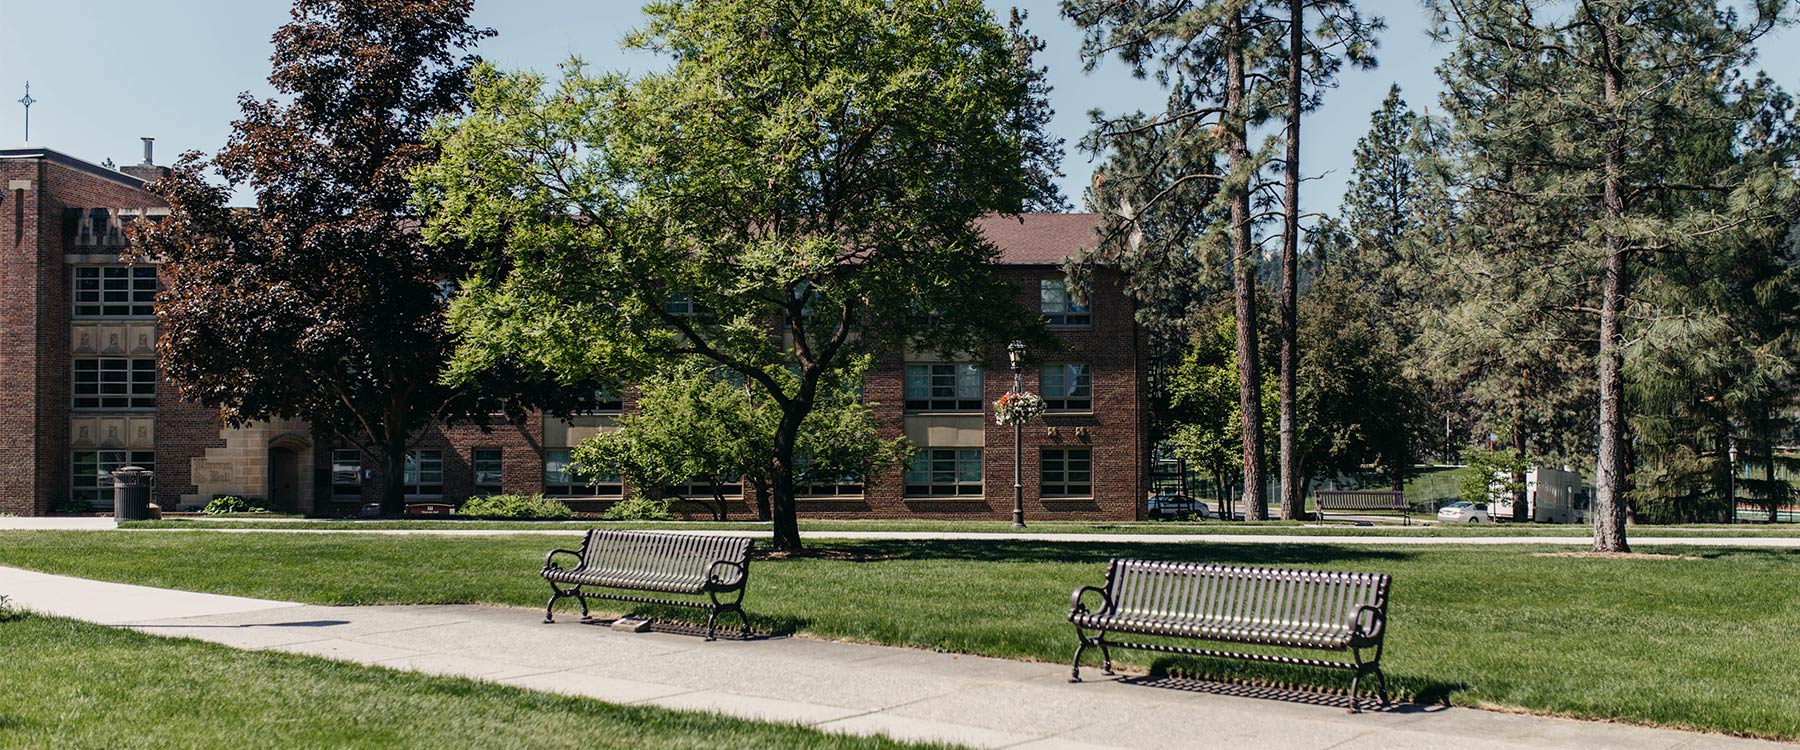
left=1064, top=0, right=1291, bottom=519
left=1427, top=0, right=1797, bottom=551
left=1275, top=0, right=1378, bottom=519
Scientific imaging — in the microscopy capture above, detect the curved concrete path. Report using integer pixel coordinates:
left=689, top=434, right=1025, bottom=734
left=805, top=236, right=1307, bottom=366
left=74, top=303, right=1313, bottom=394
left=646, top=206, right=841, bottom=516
left=0, top=565, right=1788, bottom=749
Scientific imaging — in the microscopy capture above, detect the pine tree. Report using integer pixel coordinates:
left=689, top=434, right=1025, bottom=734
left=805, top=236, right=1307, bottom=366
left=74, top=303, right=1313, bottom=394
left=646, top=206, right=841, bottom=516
left=1275, top=0, right=1380, bottom=519
left=1426, top=0, right=1797, bottom=550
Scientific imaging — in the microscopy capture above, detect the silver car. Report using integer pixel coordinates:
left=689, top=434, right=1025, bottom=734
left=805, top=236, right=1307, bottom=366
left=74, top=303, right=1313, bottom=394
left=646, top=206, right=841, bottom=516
left=1437, top=501, right=1491, bottom=523
left=1147, top=494, right=1212, bottom=520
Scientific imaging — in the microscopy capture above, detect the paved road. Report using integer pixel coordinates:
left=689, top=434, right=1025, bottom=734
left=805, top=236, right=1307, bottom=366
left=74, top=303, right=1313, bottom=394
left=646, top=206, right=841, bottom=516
left=0, top=566, right=1788, bottom=750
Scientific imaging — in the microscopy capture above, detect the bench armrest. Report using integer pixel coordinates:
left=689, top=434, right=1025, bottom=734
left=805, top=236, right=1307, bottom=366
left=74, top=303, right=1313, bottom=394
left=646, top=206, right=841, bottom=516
left=543, top=548, right=582, bottom=573
left=1070, top=585, right=1113, bottom=618
left=707, top=559, right=748, bottom=588
left=1346, top=603, right=1386, bottom=642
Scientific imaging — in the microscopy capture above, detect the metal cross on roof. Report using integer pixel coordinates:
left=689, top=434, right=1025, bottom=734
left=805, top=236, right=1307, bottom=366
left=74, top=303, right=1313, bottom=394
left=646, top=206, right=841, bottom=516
left=19, top=82, right=36, bottom=145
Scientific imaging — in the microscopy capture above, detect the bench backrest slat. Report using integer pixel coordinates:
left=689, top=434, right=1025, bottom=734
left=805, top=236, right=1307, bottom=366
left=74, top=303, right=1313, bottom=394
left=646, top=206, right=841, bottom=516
left=1107, top=560, right=1388, bottom=632
left=578, top=531, right=751, bottom=582
left=1316, top=490, right=1407, bottom=511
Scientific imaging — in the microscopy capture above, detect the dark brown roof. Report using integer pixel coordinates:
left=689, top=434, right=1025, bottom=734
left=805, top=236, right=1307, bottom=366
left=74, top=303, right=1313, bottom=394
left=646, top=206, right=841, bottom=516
left=977, top=212, right=1099, bottom=266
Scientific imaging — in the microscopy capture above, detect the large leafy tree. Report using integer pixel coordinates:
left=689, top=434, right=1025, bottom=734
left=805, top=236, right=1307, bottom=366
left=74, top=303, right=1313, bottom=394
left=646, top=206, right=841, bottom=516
left=415, top=0, right=1061, bottom=551
left=1426, top=0, right=1798, bottom=550
left=131, top=0, right=584, bottom=513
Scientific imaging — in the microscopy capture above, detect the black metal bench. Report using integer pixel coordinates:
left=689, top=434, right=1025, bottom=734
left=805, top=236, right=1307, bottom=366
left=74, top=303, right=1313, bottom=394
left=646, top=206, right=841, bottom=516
left=1069, top=559, right=1392, bottom=711
left=542, top=530, right=752, bottom=640
left=1316, top=490, right=1411, bottom=525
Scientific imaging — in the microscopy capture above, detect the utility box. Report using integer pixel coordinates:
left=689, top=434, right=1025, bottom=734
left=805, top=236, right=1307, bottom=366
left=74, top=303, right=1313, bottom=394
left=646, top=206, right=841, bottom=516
left=1488, top=467, right=1588, bottom=523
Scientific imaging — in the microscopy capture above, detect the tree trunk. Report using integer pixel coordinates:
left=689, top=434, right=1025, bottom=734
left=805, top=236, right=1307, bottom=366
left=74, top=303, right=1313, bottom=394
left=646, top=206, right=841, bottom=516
left=379, top=394, right=409, bottom=515
left=379, top=441, right=407, bottom=516
left=711, top=487, right=729, bottom=522
left=770, top=405, right=805, bottom=551
left=1226, top=8, right=1268, bottom=522
left=1277, top=0, right=1303, bottom=522
left=1592, top=16, right=1630, bottom=554
left=752, top=479, right=771, bottom=522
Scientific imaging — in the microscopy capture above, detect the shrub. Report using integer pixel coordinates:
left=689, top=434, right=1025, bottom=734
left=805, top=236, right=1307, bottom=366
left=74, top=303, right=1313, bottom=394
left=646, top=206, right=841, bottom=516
left=456, top=494, right=575, bottom=520
left=600, top=493, right=676, bottom=521
left=51, top=495, right=95, bottom=514
left=202, top=496, right=269, bottom=515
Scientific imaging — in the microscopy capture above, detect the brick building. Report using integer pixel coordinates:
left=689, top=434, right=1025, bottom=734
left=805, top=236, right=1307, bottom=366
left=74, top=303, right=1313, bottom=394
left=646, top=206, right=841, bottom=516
left=0, top=145, right=1148, bottom=520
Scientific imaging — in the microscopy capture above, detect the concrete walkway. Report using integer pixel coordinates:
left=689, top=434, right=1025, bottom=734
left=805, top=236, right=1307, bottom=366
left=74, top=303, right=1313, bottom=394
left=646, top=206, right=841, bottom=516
left=0, top=566, right=1786, bottom=749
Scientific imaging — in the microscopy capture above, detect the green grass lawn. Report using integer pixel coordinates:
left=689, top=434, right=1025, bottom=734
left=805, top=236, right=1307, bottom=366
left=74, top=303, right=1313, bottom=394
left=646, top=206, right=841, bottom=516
left=2, top=532, right=1798, bottom=740
left=0, top=612, right=946, bottom=750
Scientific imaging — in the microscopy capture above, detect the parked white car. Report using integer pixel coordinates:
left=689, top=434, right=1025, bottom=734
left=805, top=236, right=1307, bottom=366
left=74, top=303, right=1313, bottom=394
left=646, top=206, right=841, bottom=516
left=1436, top=501, right=1491, bottom=523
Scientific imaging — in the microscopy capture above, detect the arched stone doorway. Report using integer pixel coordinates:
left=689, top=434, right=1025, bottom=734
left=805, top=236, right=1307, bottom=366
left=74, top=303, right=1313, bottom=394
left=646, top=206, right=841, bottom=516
left=267, top=434, right=312, bottom=514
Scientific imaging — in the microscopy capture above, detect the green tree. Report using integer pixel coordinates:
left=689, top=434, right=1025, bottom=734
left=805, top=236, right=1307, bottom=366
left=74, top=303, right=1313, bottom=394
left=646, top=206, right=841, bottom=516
left=1273, top=0, right=1379, bottom=521
left=1293, top=277, right=1423, bottom=493
left=130, top=0, right=587, bottom=513
left=415, top=0, right=1060, bottom=551
left=1426, top=0, right=1797, bottom=550
left=1065, top=0, right=1289, bottom=519
left=574, top=361, right=910, bottom=522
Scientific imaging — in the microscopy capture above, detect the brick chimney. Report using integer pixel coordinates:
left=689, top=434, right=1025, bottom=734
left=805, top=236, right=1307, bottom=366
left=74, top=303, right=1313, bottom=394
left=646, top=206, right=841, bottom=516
left=120, top=137, right=171, bottom=183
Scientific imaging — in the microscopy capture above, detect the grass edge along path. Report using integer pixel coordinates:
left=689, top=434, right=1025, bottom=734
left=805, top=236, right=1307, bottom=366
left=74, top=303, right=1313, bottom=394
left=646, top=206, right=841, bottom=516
left=2, top=532, right=1797, bottom=742
left=0, top=612, right=953, bottom=750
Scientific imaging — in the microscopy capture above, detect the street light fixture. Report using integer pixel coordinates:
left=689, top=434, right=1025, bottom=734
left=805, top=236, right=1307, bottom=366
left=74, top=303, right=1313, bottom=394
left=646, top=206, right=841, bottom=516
left=1008, top=341, right=1027, bottom=530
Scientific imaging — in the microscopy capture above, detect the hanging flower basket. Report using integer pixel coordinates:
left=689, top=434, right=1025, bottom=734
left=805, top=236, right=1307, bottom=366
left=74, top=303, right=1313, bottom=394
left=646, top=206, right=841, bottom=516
left=994, top=391, right=1046, bottom=426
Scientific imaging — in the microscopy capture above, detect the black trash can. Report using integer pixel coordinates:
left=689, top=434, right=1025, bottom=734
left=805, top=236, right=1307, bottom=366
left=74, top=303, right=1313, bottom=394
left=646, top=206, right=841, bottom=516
left=111, top=466, right=153, bottom=522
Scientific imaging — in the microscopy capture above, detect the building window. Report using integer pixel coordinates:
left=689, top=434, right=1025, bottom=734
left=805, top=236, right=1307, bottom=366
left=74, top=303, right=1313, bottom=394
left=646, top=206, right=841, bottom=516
left=905, top=449, right=983, bottom=497
left=797, top=473, right=864, bottom=497
left=1041, top=364, right=1093, bottom=411
left=331, top=449, right=362, bottom=498
left=588, top=388, right=623, bottom=413
left=404, top=450, right=443, bottom=498
left=668, top=474, right=744, bottom=499
left=1041, top=448, right=1093, bottom=497
left=74, top=266, right=156, bottom=318
left=1041, top=279, right=1090, bottom=326
left=544, top=448, right=623, bottom=497
left=73, top=358, right=156, bottom=410
left=472, top=448, right=504, bottom=491
left=666, top=293, right=700, bottom=316
left=71, top=450, right=154, bottom=507
left=904, top=364, right=983, bottom=411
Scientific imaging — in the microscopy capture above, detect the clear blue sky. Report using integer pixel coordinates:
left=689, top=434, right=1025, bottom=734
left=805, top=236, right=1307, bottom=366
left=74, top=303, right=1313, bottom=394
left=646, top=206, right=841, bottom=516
left=3, top=1, right=1796, bottom=216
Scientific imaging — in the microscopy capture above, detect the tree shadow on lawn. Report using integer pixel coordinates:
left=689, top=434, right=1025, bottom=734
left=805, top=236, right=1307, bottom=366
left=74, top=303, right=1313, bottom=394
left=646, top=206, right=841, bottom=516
left=800, top=539, right=1421, bottom=568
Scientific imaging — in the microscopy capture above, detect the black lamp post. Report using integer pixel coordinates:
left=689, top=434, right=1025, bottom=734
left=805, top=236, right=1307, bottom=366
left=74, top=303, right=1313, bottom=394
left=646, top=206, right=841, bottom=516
left=1728, top=439, right=1738, bottom=525
left=1008, top=341, right=1027, bottom=530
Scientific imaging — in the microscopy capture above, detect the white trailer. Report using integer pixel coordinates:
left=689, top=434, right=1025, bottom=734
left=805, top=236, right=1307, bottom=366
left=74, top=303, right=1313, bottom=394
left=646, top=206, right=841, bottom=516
left=1487, top=467, right=1589, bottom=524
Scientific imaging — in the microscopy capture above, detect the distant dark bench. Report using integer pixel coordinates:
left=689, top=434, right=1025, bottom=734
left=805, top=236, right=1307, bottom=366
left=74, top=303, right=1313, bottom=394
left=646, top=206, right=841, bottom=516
left=1316, top=490, right=1411, bottom=525
left=542, top=530, right=752, bottom=640
left=1069, top=559, right=1392, bottom=711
